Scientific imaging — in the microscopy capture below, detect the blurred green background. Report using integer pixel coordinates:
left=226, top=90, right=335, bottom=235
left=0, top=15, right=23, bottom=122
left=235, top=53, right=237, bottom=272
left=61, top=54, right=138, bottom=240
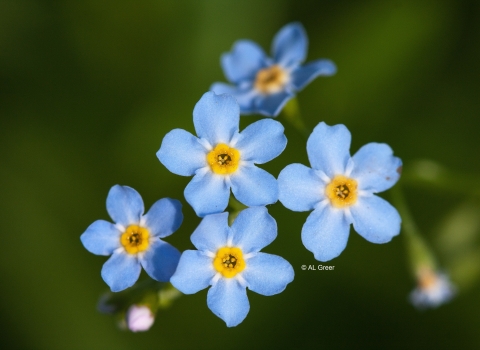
left=1, top=0, right=480, bottom=348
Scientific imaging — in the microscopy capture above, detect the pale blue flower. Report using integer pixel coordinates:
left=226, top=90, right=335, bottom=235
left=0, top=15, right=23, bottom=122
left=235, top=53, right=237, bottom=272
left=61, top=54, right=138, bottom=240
left=170, top=207, right=294, bottom=327
left=157, top=92, right=287, bottom=217
left=410, top=269, right=456, bottom=309
left=211, top=22, right=336, bottom=117
left=278, top=122, right=402, bottom=261
left=81, top=185, right=182, bottom=292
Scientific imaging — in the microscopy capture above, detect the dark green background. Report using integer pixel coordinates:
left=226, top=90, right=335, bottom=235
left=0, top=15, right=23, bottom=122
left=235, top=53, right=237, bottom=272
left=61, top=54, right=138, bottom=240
left=1, top=0, right=479, bottom=348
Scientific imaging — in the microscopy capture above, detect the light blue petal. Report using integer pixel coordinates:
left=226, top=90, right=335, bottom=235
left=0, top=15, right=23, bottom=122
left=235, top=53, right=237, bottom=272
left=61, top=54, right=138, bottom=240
left=278, top=163, right=324, bottom=212
left=106, top=185, right=144, bottom=227
left=101, top=251, right=141, bottom=292
left=301, top=205, right=350, bottom=261
left=193, top=92, right=240, bottom=144
left=272, top=22, right=308, bottom=67
left=139, top=239, right=181, bottom=282
left=157, top=129, right=207, bottom=176
left=234, top=119, right=287, bottom=164
left=256, top=91, right=293, bottom=117
left=221, top=40, right=267, bottom=84
left=170, top=250, right=216, bottom=294
left=191, top=212, right=230, bottom=252
left=184, top=171, right=230, bottom=217
left=350, top=195, right=401, bottom=243
left=307, top=122, right=351, bottom=177
left=144, top=198, right=183, bottom=238
left=230, top=207, right=277, bottom=254
left=290, top=59, right=337, bottom=91
left=351, top=143, right=402, bottom=193
left=80, top=220, right=121, bottom=256
left=230, top=165, right=278, bottom=207
left=207, top=277, right=249, bottom=327
left=243, top=252, right=294, bottom=296
left=210, top=83, right=258, bottom=114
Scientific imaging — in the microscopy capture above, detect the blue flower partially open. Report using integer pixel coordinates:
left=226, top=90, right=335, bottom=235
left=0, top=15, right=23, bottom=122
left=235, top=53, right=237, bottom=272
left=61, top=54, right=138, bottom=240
left=157, top=92, right=287, bottom=217
left=409, top=268, right=456, bottom=309
left=211, top=22, right=336, bottom=117
left=80, top=185, right=182, bottom=292
left=278, top=122, right=402, bottom=261
left=170, top=206, right=294, bottom=327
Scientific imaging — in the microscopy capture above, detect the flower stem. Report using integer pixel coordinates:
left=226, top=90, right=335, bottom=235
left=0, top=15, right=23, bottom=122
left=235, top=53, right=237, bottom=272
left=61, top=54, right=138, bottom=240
left=281, top=97, right=310, bottom=138
left=389, top=184, right=438, bottom=274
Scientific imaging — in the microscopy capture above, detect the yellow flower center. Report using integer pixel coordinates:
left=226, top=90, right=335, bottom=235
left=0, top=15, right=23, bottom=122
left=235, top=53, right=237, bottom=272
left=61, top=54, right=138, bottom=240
left=206, top=143, right=240, bottom=175
left=254, top=65, right=288, bottom=94
left=325, top=175, right=358, bottom=208
left=120, top=225, right=150, bottom=254
left=418, top=268, right=438, bottom=290
left=213, top=247, right=246, bottom=278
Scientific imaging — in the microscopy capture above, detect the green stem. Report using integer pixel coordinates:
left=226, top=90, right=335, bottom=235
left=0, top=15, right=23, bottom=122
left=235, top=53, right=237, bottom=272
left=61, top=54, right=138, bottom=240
left=401, top=159, right=480, bottom=198
left=281, top=97, right=310, bottom=138
left=390, top=184, right=438, bottom=275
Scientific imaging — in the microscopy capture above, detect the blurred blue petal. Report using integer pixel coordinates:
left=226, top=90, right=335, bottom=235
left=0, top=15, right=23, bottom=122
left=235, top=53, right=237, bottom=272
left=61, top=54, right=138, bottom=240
left=230, top=207, right=277, bottom=254
left=157, top=129, right=207, bottom=176
left=278, top=163, right=324, bottom=212
left=307, top=122, right=351, bottom=177
left=272, top=22, right=308, bottom=67
left=101, top=251, right=141, bottom=292
left=193, top=92, right=239, bottom=144
left=230, top=165, right=278, bottom=206
left=140, top=239, right=181, bottom=282
left=291, top=59, right=337, bottom=90
left=221, top=40, right=267, bottom=83
left=190, top=212, right=230, bottom=252
left=106, top=185, right=144, bottom=227
left=351, top=143, right=402, bottom=193
left=184, top=170, right=230, bottom=217
left=234, top=118, right=287, bottom=163
left=301, top=206, right=350, bottom=261
left=207, top=278, right=249, bottom=327
left=243, top=252, right=294, bottom=296
left=350, top=195, right=401, bottom=243
left=144, top=198, right=183, bottom=238
left=80, top=220, right=121, bottom=256
left=210, top=83, right=257, bottom=114
left=256, top=91, right=293, bottom=117
left=170, top=250, right=216, bottom=294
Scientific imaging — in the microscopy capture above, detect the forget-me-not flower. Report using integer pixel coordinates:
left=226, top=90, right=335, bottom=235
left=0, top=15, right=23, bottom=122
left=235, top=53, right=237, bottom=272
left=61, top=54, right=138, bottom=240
left=410, top=268, right=456, bottom=309
left=170, top=207, right=294, bottom=327
left=210, top=22, right=336, bottom=117
left=157, top=92, right=287, bottom=217
left=81, top=185, right=182, bottom=292
left=278, top=122, right=402, bottom=261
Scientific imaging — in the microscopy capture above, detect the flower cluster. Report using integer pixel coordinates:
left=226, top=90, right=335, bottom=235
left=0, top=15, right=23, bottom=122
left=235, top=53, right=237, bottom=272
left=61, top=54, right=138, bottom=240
left=81, top=21, right=454, bottom=331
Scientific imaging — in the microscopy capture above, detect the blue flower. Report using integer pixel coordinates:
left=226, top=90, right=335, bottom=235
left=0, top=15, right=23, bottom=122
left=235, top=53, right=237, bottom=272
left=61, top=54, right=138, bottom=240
left=80, top=185, right=182, bottom=292
left=278, top=122, right=402, bottom=261
left=170, top=207, right=294, bottom=327
left=409, top=268, right=456, bottom=309
left=210, top=22, right=336, bottom=117
left=157, top=91, right=287, bottom=217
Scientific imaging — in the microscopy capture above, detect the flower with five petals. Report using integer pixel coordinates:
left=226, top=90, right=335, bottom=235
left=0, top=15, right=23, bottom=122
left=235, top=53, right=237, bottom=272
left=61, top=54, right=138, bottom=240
left=211, top=22, right=336, bottom=117
left=81, top=185, right=182, bottom=292
left=157, top=92, right=287, bottom=217
left=170, top=206, right=294, bottom=327
left=278, top=122, right=402, bottom=261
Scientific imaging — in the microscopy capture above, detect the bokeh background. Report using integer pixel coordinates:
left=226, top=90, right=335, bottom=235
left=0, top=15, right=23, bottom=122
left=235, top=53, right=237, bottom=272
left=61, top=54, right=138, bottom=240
left=1, top=0, right=480, bottom=348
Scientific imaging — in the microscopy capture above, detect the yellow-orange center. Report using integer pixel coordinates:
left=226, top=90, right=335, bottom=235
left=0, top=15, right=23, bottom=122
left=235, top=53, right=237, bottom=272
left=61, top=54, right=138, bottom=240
left=120, top=225, right=150, bottom=254
left=325, top=175, right=358, bottom=208
left=254, top=65, right=288, bottom=94
left=206, top=143, right=240, bottom=175
left=213, top=247, right=246, bottom=278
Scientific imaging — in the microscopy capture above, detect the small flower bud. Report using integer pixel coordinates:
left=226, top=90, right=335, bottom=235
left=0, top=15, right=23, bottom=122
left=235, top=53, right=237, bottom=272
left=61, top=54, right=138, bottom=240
left=126, top=305, right=155, bottom=332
